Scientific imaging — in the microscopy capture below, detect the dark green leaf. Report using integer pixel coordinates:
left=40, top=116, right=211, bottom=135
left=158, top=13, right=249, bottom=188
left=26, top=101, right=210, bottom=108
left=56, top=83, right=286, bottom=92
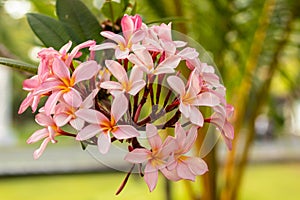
left=56, top=0, right=103, bottom=44
left=27, top=13, right=71, bottom=49
left=0, top=57, right=37, bottom=74
left=101, top=1, right=124, bottom=23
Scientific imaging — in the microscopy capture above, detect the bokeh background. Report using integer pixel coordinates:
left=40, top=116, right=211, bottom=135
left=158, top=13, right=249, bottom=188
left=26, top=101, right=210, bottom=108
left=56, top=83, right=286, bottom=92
left=0, top=0, right=300, bottom=199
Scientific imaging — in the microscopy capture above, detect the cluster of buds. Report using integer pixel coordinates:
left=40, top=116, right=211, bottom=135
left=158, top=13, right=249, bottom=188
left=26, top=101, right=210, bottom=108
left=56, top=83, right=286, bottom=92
left=19, top=14, right=234, bottom=192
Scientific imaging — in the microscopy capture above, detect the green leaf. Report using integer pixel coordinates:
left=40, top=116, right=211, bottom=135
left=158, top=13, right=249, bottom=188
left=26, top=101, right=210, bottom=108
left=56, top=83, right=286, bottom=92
left=27, top=13, right=71, bottom=49
left=0, top=57, right=37, bottom=74
left=101, top=1, right=124, bottom=23
left=56, top=0, right=103, bottom=44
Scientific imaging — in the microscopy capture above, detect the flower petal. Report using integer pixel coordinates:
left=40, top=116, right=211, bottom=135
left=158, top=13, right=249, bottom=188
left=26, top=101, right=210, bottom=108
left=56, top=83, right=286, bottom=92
left=76, top=124, right=100, bottom=140
left=27, top=128, right=48, bottom=144
left=112, top=125, right=140, bottom=139
left=144, top=163, right=158, bottom=192
left=54, top=113, right=72, bottom=127
left=100, top=81, right=123, bottom=91
left=52, top=58, right=70, bottom=80
left=76, top=109, right=108, bottom=124
left=44, top=91, right=63, bottom=115
left=33, top=138, right=51, bottom=160
left=176, top=161, right=196, bottom=181
left=101, top=31, right=126, bottom=44
left=124, top=148, right=150, bottom=163
left=186, top=157, right=208, bottom=176
left=167, top=76, right=185, bottom=96
left=146, top=124, right=162, bottom=151
left=128, top=80, right=146, bottom=95
left=189, top=106, right=204, bottom=127
left=105, top=60, right=128, bottom=84
left=63, top=88, right=82, bottom=108
left=111, top=94, right=128, bottom=122
left=97, top=133, right=111, bottom=154
left=73, top=60, right=100, bottom=84
left=89, top=42, right=117, bottom=51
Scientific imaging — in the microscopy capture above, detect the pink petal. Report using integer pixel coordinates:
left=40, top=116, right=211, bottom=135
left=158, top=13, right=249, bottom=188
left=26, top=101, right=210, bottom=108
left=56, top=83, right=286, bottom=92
left=76, top=124, right=100, bottom=140
left=179, top=103, right=190, bottom=118
left=52, top=58, right=70, bottom=80
left=70, top=118, right=85, bottom=130
left=167, top=76, right=185, bottom=96
left=129, top=66, right=144, bottom=83
left=196, top=92, right=220, bottom=106
left=144, top=163, right=158, bottom=192
left=154, top=66, right=175, bottom=75
left=33, top=138, right=51, bottom=160
left=223, top=122, right=234, bottom=140
left=160, top=136, right=176, bottom=159
left=124, top=148, right=150, bottom=163
left=81, top=89, right=99, bottom=109
left=186, top=157, right=208, bottom=176
left=75, top=109, right=108, bottom=124
left=160, top=167, right=181, bottom=181
left=54, top=113, right=72, bottom=127
left=176, top=161, right=196, bottom=181
left=59, top=41, right=72, bottom=54
left=174, top=122, right=186, bottom=148
left=63, top=88, right=82, bottom=108
left=189, top=106, right=204, bottom=127
left=112, top=125, right=140, bottom=139
left=27, top=128, right=48, bottom=144
left=97, top=133, right=111, bottom=154
left=132, top=49, right=153, bottom=69
left=127, top=54, right=144, bottom=67
left=121, top=15, right=134, bottom=40
left=111, top=94, right=128, bottom=122
left=100, top=81, right=123, bottom=91
left=115, top=47, right=130, bottom=59
left=89, top=42, right=117, bottom=51
left=44, top=91, right=63, bottom=115
left=177, top=47, right=198, bottom=60
left=105, top=60, right=128, bottom=83
left=101, top=31, right=126, bottom=45
left=156, top=55, right=181, bottom=73
left=146, top=124, right=162, bottom=151
left=73, top=60, right=99, bottom=84
left=35, top=113, right=54, bottom=126
left=183, top=126, right=198, bottom=153
left=128, top=80, right=146, bottom=95
left=130, top=30, right=145, bottom=44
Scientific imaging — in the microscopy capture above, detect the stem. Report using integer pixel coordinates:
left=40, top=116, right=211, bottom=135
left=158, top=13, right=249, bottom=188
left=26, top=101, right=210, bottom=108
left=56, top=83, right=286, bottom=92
left=115, top=164, right=135, bottom=195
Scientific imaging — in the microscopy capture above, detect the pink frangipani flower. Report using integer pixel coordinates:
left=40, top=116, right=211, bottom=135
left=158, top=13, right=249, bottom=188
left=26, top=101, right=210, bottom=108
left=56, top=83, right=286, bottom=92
left=54, top=89, right=99, bottom=130
left=27, top=113, right=62, bottom=159
left=76, top=94, right=140, bottom=154
left=210, top=104, right=234, bottom=150
left=128, top=48, right=181, bottom=75
left=167, top=123, right=208, bottom=181
left=90, top=15, right=145, bottom=59
left=167, top=70, right=220, bottom=126
left=125, top=124, right=176, bottom=192
left=35, top=58, right=100, bottom=115
left=100, top=60, right=146, bottom=95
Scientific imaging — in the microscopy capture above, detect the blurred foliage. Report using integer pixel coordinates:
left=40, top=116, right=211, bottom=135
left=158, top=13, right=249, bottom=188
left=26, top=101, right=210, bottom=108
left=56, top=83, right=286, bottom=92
left=1, top=0, right=300, bottom=200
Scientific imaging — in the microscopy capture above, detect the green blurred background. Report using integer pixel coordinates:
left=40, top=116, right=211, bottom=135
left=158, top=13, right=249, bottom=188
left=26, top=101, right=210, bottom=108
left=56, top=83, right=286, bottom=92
left=0, top=0, right=300, bottom=199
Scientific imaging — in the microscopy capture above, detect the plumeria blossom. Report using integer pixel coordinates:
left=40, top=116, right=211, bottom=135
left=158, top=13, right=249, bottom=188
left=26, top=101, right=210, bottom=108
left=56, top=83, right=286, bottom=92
left=167, top=70, right=220, bottom=126
left=167, top=123, right=208, bottom=181
left=90, top=14, right=145, bottom=59
left=27, top=113, right=63, bottom=159
left=34, top=58, right=100, bottom=115
left=128, top=48, right=181, bottom=75
left=53, top=89, right=99, bottom=130
left=100, top=60, right=146, bottom=95
left=125, top=124, right=176, bottom=192
left=76, top=94, right=140, bottom=154
left=18, top=14, right=234, bottom=194
left=210, top=104, right=234, bottom=150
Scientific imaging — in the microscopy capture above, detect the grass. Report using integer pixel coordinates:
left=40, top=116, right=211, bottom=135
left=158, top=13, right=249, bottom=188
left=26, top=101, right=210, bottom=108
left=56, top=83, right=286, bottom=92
left=0, top=163, right=299, bottom=200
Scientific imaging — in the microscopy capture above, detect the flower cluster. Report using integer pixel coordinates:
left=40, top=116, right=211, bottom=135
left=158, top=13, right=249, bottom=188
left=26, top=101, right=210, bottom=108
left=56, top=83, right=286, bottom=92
left=19, top=14, right=234, bottom=192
